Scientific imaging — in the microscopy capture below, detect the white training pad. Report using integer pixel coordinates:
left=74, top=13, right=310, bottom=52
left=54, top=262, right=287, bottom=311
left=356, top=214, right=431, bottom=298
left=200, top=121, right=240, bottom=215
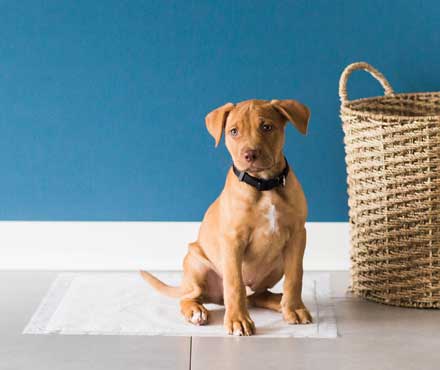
left=24, top=272, right=337, bottom=338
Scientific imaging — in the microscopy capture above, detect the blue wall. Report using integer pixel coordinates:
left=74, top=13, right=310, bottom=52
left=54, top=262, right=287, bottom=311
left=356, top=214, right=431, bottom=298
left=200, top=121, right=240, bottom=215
left=1, top=0, right=439, bottom=221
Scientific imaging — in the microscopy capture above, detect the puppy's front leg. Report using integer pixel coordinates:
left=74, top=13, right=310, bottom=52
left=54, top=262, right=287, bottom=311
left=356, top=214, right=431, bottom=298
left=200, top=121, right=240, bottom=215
left=281, top=227, right=312, bottom=324
left=222, top=237, right=255, bottom=336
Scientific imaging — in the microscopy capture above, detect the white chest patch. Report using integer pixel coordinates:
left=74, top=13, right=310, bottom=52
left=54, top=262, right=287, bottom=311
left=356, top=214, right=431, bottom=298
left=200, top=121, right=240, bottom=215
left=265, top=203, right=278, bottom=234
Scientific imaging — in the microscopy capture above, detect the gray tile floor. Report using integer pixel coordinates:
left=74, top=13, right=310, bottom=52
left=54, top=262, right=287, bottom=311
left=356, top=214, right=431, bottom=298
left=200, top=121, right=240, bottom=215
left=0, top=271, right=439, bottom=370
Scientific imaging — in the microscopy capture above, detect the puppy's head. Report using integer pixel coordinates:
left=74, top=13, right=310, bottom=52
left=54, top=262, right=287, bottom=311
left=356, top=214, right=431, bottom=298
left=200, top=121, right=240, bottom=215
left=205, top=99, right=310, bottom=174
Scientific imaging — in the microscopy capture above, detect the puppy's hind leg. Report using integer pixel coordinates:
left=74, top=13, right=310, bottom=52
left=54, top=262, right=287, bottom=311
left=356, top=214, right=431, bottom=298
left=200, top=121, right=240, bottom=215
left=248, top=291, right=282, bottom=312
left=179, top=243, right=212, bottom=326
left=180, top=298, right=209, bottom=326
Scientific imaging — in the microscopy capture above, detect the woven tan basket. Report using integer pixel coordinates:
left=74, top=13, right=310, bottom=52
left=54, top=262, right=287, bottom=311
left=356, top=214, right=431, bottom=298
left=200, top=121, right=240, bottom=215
left=339, top=62, right=440, bottom=308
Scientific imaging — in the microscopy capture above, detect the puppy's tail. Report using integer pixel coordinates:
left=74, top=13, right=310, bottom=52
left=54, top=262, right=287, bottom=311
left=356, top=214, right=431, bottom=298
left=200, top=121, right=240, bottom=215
left=139, top=270, right=182, bottom=298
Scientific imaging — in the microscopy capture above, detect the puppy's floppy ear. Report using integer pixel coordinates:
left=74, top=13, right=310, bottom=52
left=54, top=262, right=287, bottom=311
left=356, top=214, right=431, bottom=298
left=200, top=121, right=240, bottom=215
left=270, top=99, right=310, bottom=135
left=205, top=102, right=235, bottom=147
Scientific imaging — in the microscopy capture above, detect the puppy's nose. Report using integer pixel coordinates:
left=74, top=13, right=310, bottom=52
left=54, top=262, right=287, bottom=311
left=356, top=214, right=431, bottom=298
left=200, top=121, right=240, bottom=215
left=243, top=149, right=258, bottom=163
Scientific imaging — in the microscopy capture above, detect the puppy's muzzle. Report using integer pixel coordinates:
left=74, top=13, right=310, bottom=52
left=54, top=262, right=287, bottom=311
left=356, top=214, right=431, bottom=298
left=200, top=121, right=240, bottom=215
left=242, top=149, right=260, bottom=163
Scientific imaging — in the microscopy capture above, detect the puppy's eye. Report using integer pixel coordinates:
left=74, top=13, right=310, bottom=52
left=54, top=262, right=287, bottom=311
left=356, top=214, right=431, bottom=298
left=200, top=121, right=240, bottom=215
left=230, top=128, right=239, bottom=136
left=261, top=123, right=273, bottom=132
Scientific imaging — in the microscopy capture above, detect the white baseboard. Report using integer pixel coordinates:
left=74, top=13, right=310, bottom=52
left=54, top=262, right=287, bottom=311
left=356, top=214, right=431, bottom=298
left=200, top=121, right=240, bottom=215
left=0, top=222, right=349, bottom=271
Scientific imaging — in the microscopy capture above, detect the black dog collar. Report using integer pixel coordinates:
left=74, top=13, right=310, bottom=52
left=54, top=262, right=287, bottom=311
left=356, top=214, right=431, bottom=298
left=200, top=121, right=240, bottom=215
left=232, top=158, right=289, bottom=191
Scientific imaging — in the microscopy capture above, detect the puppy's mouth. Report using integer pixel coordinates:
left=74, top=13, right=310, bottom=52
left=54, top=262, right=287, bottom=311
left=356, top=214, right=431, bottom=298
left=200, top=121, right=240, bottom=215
left=239, top=159, right=276, bottom=173
left=245, top=164, right=273, bottom=173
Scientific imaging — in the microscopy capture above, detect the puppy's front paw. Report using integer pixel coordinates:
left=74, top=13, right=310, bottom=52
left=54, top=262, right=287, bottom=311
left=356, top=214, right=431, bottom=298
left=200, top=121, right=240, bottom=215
left=224, top=310, right=255, bottom=336
left=282, top=306, right=312, bottom=325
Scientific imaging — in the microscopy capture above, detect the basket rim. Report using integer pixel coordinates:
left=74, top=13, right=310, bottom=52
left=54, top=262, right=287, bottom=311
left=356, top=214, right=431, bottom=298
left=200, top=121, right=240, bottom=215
left=341, top=91, right=440, bottom=120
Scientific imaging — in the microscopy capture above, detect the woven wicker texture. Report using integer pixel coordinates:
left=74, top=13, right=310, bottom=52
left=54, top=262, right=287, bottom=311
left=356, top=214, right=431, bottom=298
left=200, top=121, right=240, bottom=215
left=339, top=62, right=440, bottom=308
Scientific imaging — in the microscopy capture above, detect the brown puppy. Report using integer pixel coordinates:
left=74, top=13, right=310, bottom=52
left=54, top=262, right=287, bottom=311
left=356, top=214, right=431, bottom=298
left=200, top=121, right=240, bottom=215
left=141, top=99, right=311, bottom=336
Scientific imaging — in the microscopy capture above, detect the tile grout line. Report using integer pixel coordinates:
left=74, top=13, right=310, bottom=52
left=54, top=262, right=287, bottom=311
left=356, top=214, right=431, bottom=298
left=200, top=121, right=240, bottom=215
left=189, top=336, right=193, bottom=370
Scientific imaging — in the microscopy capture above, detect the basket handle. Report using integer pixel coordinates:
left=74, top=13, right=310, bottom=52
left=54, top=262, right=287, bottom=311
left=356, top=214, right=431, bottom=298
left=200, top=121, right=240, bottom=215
left=339, top=62, right=394, bottom=104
